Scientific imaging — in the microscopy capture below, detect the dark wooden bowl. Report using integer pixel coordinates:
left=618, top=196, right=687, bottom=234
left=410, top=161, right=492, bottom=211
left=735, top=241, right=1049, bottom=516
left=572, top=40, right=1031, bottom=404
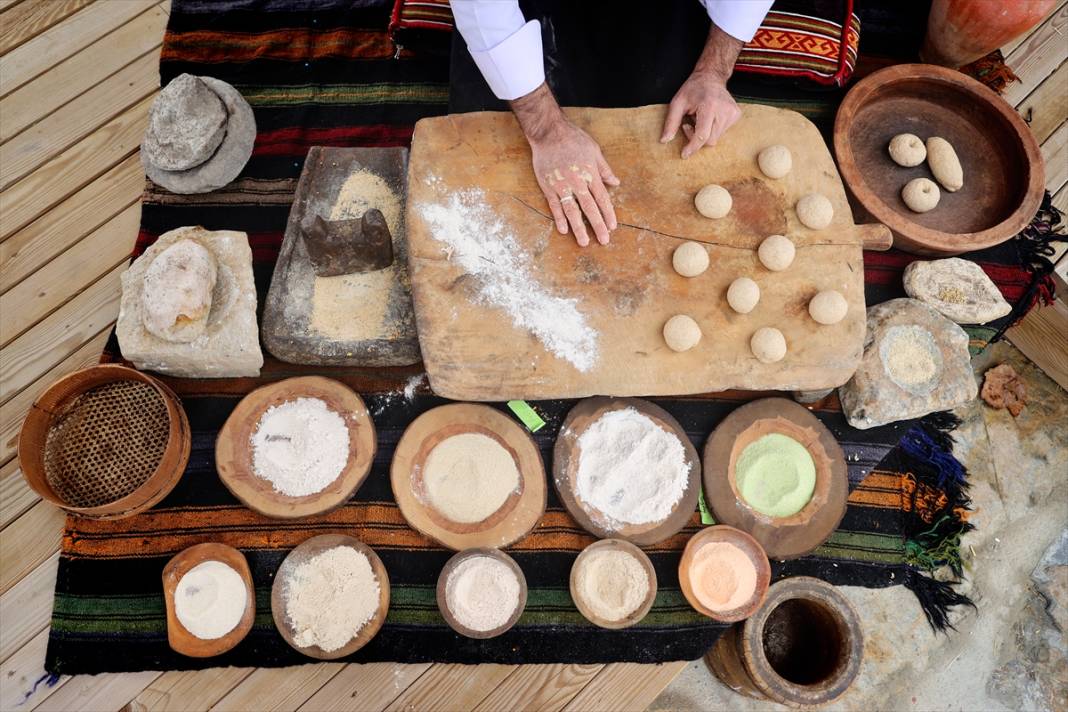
left=569, top=538, right=658, bottom=630
left=835, top=64, right=1044, bottom=255
left=436, top=548, right=527, bottom=639
left=678, top=525, right=771, bottom=623
left=163, top=543, right=255, bottom=657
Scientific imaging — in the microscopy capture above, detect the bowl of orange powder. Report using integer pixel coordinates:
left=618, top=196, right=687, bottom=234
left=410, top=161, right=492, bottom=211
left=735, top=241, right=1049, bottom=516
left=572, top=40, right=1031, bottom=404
left=678, top=525, right=771, bottom=622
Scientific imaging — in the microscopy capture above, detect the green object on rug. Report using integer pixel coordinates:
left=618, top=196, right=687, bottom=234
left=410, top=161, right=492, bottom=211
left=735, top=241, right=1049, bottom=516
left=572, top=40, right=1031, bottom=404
left=507, top=400, right=546, bottom=433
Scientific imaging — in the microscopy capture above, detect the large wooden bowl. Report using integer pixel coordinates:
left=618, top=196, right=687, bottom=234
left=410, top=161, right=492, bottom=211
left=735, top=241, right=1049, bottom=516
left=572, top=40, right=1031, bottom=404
left=835, top=64, right=1044, bottom=255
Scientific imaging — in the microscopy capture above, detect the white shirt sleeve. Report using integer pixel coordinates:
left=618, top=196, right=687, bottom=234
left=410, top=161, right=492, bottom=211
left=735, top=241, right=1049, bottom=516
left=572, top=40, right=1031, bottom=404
left=700, top=0, right=775, bottom=43
left=450, top=0, right=546, bottom=101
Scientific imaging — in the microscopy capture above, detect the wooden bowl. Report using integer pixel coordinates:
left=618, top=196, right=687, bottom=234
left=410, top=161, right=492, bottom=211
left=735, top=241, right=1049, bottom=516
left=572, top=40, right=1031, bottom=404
left=391, top=404, right=546, bottom=551
left=835, top=63, right=1044, bottom=255
left=678, top=525, right=771, bottom=623
left=18, top=365, right=190, bottom=519
left=436, top=548, right=527, bottom=639
left=271, top=534, right=390, bottom=660
left=570, top=539, right=657, bottom=629
left=553, top=397, right=700, bottom=546
left=163, top=543, right=255, bottom=657
left=215, top=376, right=376, bottom=519
left=703, top=398, right=847, bottom=560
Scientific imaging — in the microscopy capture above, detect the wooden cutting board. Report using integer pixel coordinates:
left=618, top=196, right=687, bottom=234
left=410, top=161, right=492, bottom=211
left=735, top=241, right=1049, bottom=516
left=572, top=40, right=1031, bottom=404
left=405, top=104, right=890, bottom=401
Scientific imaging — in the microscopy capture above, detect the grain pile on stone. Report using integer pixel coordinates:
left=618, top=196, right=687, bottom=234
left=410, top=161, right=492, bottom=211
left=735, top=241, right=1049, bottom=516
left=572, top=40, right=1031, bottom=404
left=903, top=258, right=1011, bottom=324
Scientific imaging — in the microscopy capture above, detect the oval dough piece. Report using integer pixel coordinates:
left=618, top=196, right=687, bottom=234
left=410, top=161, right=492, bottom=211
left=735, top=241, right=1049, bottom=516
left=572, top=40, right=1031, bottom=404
left=673, top=241, right=710, bottom=277
left=758, top=145, right=792, bottom=179
left=727, top=277, right=760, bottom=314
left=694, top=184, right=732, bottom=219
left=142, top=238, right=218, bottom=343
left=750, top=327, right=786, bottom=363
left=888, top=133, right=926, bottom=167
left=757, top=235, right=795, bottom=272
left=809, top=290, right=848, bottom=325
left=796, top=193, right=833, bottom=230
left=926, top=137, right=963, bottom=192
left=902, top=177, right=940, bottom=213
left=664, top=315, right=702, bottom=352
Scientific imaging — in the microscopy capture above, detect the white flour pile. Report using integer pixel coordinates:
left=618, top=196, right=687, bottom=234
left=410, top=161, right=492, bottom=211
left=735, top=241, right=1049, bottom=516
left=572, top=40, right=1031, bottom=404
left=284, top=545, right=380, bottom=652
left=574, top=408, right=689, bottom=528
left=445, top=555, right=521, bottom=632
left=422, top=432, right=520, bottom=524
left=250, top=397, right=350, bottom=497
left=418, top=188, right=598, bottom=372
left=174, top=560, right=247, bottom=639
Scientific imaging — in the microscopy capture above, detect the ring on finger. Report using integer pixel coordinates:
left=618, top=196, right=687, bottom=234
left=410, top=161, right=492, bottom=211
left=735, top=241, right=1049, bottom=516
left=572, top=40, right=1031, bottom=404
left=560, top=194, right=575, bottom=203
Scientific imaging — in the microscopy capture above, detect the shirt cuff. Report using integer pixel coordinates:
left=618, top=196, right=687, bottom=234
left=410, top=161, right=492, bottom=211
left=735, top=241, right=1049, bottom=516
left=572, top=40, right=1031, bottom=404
left=466, top=19, right=545, bottom=101
left=706, top=1, right=772, bottom=43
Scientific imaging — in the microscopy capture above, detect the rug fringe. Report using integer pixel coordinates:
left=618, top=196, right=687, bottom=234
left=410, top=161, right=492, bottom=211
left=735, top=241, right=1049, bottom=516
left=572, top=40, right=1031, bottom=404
left=902, top=567, right=976, bottom=632
left=959, top=49, right=1019, bottom=94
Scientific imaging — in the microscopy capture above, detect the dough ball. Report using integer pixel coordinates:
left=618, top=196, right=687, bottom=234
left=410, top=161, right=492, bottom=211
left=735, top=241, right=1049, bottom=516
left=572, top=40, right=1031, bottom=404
left=727, top=277, right=760, bottom=314
left=695, top=184, right=732, bottom=219
left=796, top=193, right=833, bottom=230
left=664, top=315, right=702, bottom=352
left=758, top=144, right=792, bottom=179
left=888, top=133, right=926, bottom=167
left=672, top=241, right=710, bottom=277
left=141, top=238, right=218, bottom=343
left=926, top=136, right=963, bottom=192
left=750, top=327, right=787, bottom=363
left=757, top=234, right=795, bottom=272
left=901, top=177, right=940, bottom=213
left=808, top=290, right=848, bottom=325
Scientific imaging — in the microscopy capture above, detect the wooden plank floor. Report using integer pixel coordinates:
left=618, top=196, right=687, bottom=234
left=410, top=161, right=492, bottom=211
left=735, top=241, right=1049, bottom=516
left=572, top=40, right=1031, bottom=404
left=0, top=3, right=1065, bottom=710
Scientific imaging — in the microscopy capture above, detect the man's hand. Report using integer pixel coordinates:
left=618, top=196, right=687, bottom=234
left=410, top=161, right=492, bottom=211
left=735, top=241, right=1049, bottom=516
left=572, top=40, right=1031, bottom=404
left=660, top=23, right=745, bottom=159
left=511, top=83, right=619, bottom=246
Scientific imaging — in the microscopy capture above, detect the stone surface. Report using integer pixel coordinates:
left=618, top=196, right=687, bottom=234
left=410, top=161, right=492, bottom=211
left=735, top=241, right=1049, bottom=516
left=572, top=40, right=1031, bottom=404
left=140, top=238, right=217, bottom=342
left=903, top=258, right=1012, bottom=324
left=141, top=74, right=228, bottom=171
left=652, top=340, right=1068, bottom=712
left=117, top=226, right=263, bottom=377
left=839, top=298, right=978, bottom=430
left=142, top=76, right=256, bottom=194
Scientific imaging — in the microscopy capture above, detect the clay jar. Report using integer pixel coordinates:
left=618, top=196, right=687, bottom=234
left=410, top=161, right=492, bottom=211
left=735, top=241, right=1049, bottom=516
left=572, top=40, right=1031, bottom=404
left=705, top=576, right=863, bottom=706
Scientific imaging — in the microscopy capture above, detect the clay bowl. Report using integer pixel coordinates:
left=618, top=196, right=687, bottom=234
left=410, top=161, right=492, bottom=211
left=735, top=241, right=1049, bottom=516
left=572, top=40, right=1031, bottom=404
left=18, top=365, right=190, bottom=519
left=390, top=404, right=546, bottom=551
left=163, top=543, right=255, bottom=657
left=553, top=397, right=701, bottom=546
left=678, top=525, right=771, bottom=623
left=835, top=63, right=1044, bottom=255
left=215, top=376, right=376, bottom=519
left=703, top=398, right=847, bottom=560
left=436, top=548, right=527, bottom=639
left=570, top=539, right=658, bottom=630
left=271, top=533, right=390, bottom=660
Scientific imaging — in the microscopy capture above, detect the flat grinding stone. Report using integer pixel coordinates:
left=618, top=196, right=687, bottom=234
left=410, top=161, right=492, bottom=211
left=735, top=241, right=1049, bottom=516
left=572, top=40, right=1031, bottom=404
left=143, top=76, right=256, bottom=194
left=903, top=257, right=1011, bottom=324
left=839, top=298, right=977, bottom=429
left=142, top=74, right=228, bottom=172
left=117, top=226, right=263, bottom=378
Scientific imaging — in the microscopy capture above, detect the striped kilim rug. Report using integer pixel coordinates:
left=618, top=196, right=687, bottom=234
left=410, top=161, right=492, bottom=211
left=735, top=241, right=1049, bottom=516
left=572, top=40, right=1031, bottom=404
left=43, top=0, right=1061, bottom=673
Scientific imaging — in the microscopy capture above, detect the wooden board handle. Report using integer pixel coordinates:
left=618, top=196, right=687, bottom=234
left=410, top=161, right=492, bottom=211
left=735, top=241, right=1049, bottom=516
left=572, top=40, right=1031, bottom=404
left=856, top=223, right=893, bottom=251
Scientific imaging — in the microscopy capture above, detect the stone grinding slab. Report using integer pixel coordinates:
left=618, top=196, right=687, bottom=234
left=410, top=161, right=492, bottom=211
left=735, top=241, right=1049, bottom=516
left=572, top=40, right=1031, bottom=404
left=405, top=104, right=891, bottom=401
left=262, top=147, right=420, bottom=366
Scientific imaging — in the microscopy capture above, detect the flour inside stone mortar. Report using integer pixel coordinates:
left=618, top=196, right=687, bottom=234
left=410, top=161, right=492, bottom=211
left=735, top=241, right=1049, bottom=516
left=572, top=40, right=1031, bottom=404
left=574, top=408, right=689, bottom=527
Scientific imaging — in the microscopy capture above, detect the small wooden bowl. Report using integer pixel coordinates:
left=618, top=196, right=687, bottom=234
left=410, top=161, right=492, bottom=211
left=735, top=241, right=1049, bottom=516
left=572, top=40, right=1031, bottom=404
left=678, top=525, right=771, bottom=623
left=835, top=63, right=1044, bottom=256
left=704, top=398, right=847, bottom=560
left=391, top=404, right=546, bottom=551
left=436, top=548, right=527, bottom=639
left=271, top=534, right=390, bottom=660
left=18, top=365, right=190, bottom=519
left=216, top=376, right=376, bottom=519
left=553, top=397, right=700, bottom=546
left=570, top=539, right=657, bottom=629
left=163, top=543, right=255, bottom=657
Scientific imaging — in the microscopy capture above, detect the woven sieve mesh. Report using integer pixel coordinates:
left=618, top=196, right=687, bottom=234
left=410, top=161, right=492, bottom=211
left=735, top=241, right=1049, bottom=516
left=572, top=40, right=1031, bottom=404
left=43, top=380, right=170, bottom=508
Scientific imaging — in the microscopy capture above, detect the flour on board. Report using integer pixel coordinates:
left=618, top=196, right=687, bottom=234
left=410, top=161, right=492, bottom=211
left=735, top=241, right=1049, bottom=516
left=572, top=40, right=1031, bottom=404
left=418, top=188, right=598, bottom=372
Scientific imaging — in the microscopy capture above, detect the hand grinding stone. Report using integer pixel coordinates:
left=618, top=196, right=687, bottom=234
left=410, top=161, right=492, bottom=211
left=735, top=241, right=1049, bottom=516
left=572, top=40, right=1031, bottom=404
left=143, top=77, right=256, bottom=195
left=838, top=298, right=977, bottom=429
left=142, top=74, right=228, bottom=172
left=303, top=210, right=395, bottom=277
